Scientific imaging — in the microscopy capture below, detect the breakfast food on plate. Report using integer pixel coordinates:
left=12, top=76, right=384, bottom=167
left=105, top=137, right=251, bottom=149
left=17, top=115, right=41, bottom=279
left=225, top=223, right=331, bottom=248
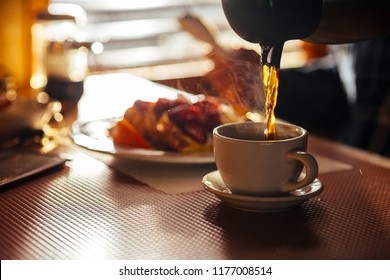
left=110, top=95, right=241, bottom=153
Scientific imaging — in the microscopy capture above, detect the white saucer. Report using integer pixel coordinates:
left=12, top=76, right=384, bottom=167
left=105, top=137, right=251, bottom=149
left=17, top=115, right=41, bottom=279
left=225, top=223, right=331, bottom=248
left=202, top=170, right=324, bottom=212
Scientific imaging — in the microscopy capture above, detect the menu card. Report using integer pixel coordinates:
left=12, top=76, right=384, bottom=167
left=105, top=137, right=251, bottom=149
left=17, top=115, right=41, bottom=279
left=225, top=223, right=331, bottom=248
left=0, top=150, right=66, bottom=188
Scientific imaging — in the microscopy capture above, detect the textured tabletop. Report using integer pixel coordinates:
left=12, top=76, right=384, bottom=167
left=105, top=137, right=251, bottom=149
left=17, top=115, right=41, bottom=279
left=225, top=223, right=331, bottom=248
left=0, top=137, right=389, bottom=260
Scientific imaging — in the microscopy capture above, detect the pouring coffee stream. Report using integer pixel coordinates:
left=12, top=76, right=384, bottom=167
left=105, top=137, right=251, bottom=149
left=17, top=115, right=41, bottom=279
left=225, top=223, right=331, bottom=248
left=221, top=0, right=390, bottom=139
left=260, top=44, right=283, bottom=139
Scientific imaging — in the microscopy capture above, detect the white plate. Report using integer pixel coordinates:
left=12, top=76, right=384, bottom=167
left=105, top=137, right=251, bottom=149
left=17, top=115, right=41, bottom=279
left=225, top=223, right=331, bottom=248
left=71, top=117, right=215, bottom=164
left=202, top=170, right=324, bottom=212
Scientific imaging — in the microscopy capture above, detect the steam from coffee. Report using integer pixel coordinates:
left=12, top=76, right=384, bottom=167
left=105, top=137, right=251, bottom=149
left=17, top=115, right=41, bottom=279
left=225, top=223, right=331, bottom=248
left=204, top=45, right=280, bottom=140
left=225, top=59, right=265, bottom=113
left=205, top=53, right=265, bottom=116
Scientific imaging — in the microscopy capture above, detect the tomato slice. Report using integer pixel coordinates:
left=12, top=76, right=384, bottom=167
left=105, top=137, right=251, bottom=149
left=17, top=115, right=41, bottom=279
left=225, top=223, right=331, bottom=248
left=111, top=119, right=149, bottom=149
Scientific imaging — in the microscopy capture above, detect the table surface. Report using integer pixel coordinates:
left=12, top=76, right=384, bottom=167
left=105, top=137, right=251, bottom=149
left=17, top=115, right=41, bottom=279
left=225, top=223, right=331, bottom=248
left=0, top=133, right=389, bottom=260
left=1, top=74, right=390, bottom=260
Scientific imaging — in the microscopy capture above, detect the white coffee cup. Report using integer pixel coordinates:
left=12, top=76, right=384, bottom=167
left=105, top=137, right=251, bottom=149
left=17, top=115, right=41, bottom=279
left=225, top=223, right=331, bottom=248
left=213, top=122, right=318, bottom=196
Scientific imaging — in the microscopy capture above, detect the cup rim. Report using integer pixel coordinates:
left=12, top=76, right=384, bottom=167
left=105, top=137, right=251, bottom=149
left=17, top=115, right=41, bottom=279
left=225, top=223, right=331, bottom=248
left=213, top=121, right=307, bottom=143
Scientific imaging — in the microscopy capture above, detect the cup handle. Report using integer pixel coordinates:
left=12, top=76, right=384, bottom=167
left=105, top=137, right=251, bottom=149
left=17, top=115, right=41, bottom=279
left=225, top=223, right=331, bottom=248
left=281, top=151, right=319, bottom=193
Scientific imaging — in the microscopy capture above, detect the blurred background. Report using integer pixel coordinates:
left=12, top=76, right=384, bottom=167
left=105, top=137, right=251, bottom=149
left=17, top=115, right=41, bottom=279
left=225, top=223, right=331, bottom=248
left=1, top=0, right=315, bottom=96
left=1, top=0, right=328, bottom=148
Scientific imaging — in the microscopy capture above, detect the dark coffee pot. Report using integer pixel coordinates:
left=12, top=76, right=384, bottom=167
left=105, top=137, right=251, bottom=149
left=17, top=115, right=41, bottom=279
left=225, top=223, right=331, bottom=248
left=221, top=0, right=390, bottom=66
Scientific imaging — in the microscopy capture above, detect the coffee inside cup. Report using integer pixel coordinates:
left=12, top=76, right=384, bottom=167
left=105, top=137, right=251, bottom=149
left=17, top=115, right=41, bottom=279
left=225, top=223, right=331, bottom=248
left=216, top=122, right=303, bottom=141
